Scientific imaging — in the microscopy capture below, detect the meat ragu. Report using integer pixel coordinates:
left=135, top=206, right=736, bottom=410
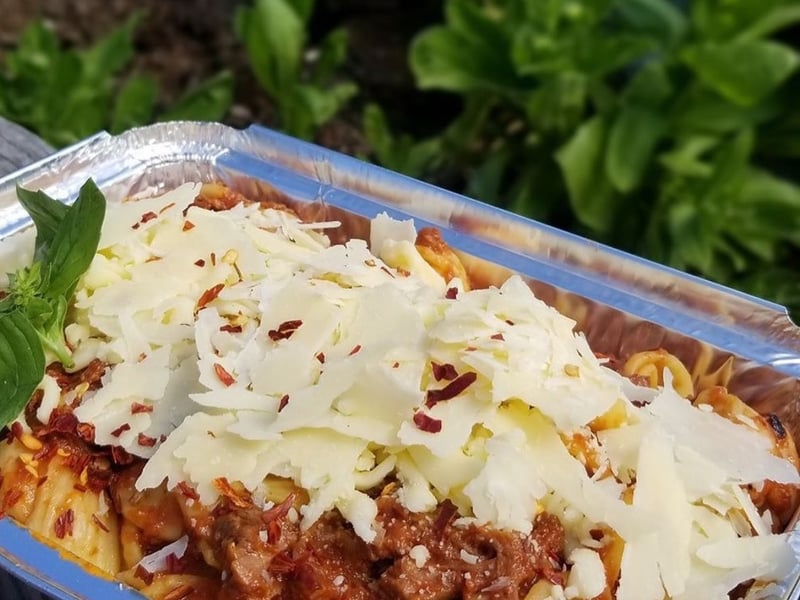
left=1, top=182, right=799, bottom=600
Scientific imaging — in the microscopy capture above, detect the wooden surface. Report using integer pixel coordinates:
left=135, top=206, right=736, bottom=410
left=0, top=116, right=51, bottom=599
left=0, top=117, right=53, bottom=178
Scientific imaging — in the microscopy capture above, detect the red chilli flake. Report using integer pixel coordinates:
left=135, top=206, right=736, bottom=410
left=220, top=324, right=243, bottom=333
left=491, top=333, right=505, bottom=341
left=134, top=564, right=155, bottom=585
left=266, top=520, right=282, bottom=544
left=2, top=489, right=23, bottom=513
left=425, top=371, right=478, bottom=408
left=315, top=352, right=325, bottom=364
left=75, top=422, right=95, bottom=443
left=46, top=411, right=78, bottom=434
left=177, top=481, right=200, bottom=501
left=110, top=446, right=135, bottom=465
left=263, top=492, right=297, bottom=524
left=7, top=422, right=23, bottom=444
left=431, top=362, right=458, bottom=382
left=34, top=443, right=57, bottom=462
left=413, top=411, right=442, bottom=433
left=210, top=252, right=217, bottom=266
left=278, top=394, right=290, bottom=412
left=214, top=477, right=252, bottom=508
left=433, top=499, right=458, bottom=536
left=268, top=551, right=297, bottom=575
left=194, top=259, right=206, bottom=267
left=137, top=433, right=157, bottom=448
left=140, top=211, right=158, bottom=224
left=131, top=402, right=153, bottom=415
left=110, top=423, right=131, bottom=438
left=92, top=513, right=110, bottom=533
left=54, top=509, right=75, bottom=539
left=165, top=552, right=185, bottom=575
left=267, top=319, right=303, bottom=341
left=196, top=283, right=225, bottom=311
left=214, top=363, right=236, bottom=387
left=349, top=344, right=362, bottom=356
left=445, top=287, right=459, bottom=299
left=182, top=221, right=195, bottom=232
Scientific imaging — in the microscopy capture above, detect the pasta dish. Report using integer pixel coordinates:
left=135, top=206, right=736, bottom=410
left=0, top=181, right=798, bottom=600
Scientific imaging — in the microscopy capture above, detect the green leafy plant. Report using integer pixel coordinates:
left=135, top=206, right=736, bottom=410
left=361, top=104, right=443, bottom=179
left=0, top=15, right=234, bottom=147
left=399, top=0, right=800, bottom=313
left=235, top=0, right=358, bottom=140
left=0, top=180, right=106, bottom=426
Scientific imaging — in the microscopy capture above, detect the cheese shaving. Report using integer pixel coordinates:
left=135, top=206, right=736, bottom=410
left=31, top=184, right=798, bottom=599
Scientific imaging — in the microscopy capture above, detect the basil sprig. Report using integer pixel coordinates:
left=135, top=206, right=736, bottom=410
left=0, top=179, right=106, bottom=427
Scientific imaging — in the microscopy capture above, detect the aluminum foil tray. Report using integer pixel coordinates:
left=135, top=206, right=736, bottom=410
left=0, top=121, right=799, bottom=600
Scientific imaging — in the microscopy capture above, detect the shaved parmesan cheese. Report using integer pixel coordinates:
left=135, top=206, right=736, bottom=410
left=44, top=185, right=797, bottom=599
left=567, top=548, right=606, bottom=599
left=644, top=383, right=800, bottom=485
left=136, top=535, right=189, bottom=574
left=631, top=428, right=691, bottom=596
left=464, top=428, right=547, bottom=533
left=409, top=544, right=430, bottom=568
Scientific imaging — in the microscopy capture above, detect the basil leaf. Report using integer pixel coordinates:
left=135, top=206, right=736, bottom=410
left=0, top=310, right=45, bottom=427
left=44, top=178, right=106, bottom=300
left=36, top=295, right=73, bottom=367
left=15, top=185, right=69, bottom=262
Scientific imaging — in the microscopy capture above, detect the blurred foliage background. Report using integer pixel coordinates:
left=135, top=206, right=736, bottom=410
left=1, top=0, right=799, bottom=317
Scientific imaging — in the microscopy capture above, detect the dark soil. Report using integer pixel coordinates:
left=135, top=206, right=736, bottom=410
left=0, top=0, right=452, bottom=156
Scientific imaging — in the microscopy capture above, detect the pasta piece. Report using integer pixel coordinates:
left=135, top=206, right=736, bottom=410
left=261, top=475, right=307, bottom=508
left=120, top=520, right=147, bottom=571
left=136, top=574, right=220, bottom=600
left=174, top=491, right=219, bottom=570
left=26, top=440, right=121, bottom=575
left=196, top=181, right=296, bottom=215
left=589, top=399, right=629, bottom=433
left=415, top=227, right=471, bottom=289
left=690, top=345, right=735, bottom=392
left=524, top=579, right=556, bottom=600
left=561, top=430, right=604, bottom=475
left=595, top=528, right=625, bottom=600
left=111, top=463, right=185, bottom=544
left=0, top=437, right=41, bottom=523
left=623, top=349, right=694, bottom=398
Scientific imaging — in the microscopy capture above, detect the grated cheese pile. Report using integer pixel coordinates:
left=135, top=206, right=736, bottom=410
left=13, top=183, right=800, bottom=599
